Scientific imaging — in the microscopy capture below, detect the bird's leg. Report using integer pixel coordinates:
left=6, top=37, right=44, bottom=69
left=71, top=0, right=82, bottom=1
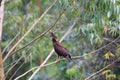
left=58, top=55, right=61, bottom=60
left=55, top=55, right=60, bottom=61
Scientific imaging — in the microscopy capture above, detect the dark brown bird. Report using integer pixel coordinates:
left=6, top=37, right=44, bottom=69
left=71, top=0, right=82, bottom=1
left=50, top=32, right=72, bottom=62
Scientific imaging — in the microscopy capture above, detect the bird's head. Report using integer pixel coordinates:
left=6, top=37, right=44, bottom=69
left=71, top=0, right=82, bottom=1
left=50, top=32, right=57, bottom=42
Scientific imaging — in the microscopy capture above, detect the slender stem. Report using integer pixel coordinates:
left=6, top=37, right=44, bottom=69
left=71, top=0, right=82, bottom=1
left=2, top=32, right=20, bottom=54
left=2, top=0, right=58, bottom=64
left=85, top=58, right=120, bottom=80
left=28, top=18, right=78, bottom=80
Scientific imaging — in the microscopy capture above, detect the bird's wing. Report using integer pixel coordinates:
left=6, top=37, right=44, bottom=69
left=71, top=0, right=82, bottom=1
left=55, top=42, right=69, bottom=54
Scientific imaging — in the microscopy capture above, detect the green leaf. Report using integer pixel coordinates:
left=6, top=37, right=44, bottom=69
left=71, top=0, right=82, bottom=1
left=66, top=68, right=77, bottom=76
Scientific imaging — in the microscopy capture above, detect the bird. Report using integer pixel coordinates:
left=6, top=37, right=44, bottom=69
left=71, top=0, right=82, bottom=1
left=50, top=32, right=72, bottom=62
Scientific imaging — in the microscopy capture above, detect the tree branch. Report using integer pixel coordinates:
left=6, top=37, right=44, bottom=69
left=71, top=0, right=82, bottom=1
left=28, top=18, right=79, bottom=80
left=14, top=34, right=120, bottom=80
left=14, top=55, right=85, bottom=80
left=2, top=0, right=59, bottom=64
left=2, top=32, right=20, bottom=54
left=85, top=58, right=120, bottom=80
left=0, top=0, right=5, bottom=79
left=14, top=36, right=120, bottom=80
left=11, top=8, right=66, bottom=55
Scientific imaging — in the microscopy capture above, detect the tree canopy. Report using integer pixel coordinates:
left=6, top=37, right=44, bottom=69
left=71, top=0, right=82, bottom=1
left=1, top=0, right=120, bottom=80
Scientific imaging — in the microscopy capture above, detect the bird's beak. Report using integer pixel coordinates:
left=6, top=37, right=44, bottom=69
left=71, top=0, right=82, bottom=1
left=49, top=31, right=57, bottom=39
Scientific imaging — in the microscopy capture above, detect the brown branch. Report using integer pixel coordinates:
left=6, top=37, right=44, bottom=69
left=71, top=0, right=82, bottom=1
left=14, top=35, right=120, bottom=80
left=28, top=18, right=79, bottom=80
left=3, top=8, right=65, bottom=65
left=2, top=32, right=20, bottom=54
left=10, top=60, right=25, bottom=80
left=81, top=36, right=120, bottom=58
left=12, top=9, right=66, bottom=54
left=85, top=58, right=120, bottom=80
left=14, top=55, right=85, bottom=80
left=5, top=56, right=23, bottom=79
left=2, top=0, right=59, bottom=64
left=0, top=0, right=5, bottom=80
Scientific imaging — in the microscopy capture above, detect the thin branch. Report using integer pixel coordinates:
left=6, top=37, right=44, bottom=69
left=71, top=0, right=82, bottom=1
left=2, top=0, right=59, bottom=64
left=83, top=37, right=120, bottom=80
left=0, top=0, right=4, bottom=42
left=3, top=57, right=22, bottom=70
left=2, top=32, right=20, bottom=54
left=81, top=36, right=120, bottom=58
left=12, top=9, right=66, bottom=55
left=28, top=18, right=79, bottom=80
left=85, top=58, right=120, bottom=80
left=9, top=60, right=25, bottom=80
left=14, top=55, right=85, bottom=80
left=0, top=0, right=5, bottom=80
left=6, top=53, right=31, bottom=80
left=43, top=56, right=85, bottom=67
left=14, top=35, right=120, bottom=80
left=4, top=8, right=65, bottom=65
left=5, top=56, right=23, bottom=78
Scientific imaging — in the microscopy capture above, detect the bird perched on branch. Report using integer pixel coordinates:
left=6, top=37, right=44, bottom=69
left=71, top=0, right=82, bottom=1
left=50, top=32, right=72, bottom=62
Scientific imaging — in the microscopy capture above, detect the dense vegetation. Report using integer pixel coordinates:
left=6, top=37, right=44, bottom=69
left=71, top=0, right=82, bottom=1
left=1, top=0, right=120, bottom=80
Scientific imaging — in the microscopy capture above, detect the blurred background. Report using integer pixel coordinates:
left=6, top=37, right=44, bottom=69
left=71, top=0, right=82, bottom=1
left=2, top=0, right=120, bottom=80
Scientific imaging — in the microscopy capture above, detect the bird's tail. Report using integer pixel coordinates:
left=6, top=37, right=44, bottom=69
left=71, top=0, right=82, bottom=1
left=66, top=55, right=81, bottom=67
left=66, top=55, right=85, bottom=67
left=66, top=55, right=72, bottom=62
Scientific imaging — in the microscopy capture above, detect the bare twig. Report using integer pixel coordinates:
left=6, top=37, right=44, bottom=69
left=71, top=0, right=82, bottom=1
left=14, top=66, right=38, bottom=80
left=2, top=32, right=20, bottom=54
left=14, top=36, right=120, bottom=80
left=0, top=0, right=4, bottom=42
left=4, top=8, right=65, bottom=66
left=0, top=0, right=5, bottom=79
left=28, top=18, right=78, bottom=80
left=85, top=58, right=120, bottom=80
left=14, top=8, right=66, bottom=80
left=9, top=60, right=25, bottom=80
left=14, top=55, right=84, bottom=80
left=5, top=56, right=23, bottom=78
left=84, top=36, right=120, bottom=80
left=81, top=36, right=120, bottom=58
left=11, top=9, right=66, bottom=55
left=2, top=0, right=58, bottom=64
left=14, top=34, right=120, bottom=80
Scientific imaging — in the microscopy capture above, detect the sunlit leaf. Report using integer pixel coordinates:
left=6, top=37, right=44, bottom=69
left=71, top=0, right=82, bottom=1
left=66, top=67, right=77, bottom=76
left=106, top=74, right=116, bottom=79
left=104, top=51, right=115, bottom=59
left=102, top=70, right=111, bottom=75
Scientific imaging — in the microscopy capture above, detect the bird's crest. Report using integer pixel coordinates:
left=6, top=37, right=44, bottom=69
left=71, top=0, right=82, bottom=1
left=50, top=32, right=57, bottom=39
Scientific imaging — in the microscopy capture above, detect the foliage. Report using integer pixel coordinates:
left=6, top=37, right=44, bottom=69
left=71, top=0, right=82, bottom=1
left=2, top=0, right=120, bottom=80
